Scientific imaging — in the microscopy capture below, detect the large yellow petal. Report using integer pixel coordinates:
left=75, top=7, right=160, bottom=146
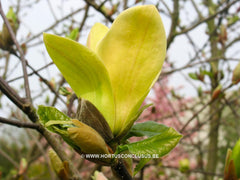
left=97, top=5, right=166, bottom=136
left=43, top=33, right=115, bottom=130
left=87, top=23, right=109, bottom=52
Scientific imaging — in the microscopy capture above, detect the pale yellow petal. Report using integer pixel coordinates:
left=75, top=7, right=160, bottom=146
left=87, top=23, right=109, bottom=52
left=97, top=5, right=166, bottom=136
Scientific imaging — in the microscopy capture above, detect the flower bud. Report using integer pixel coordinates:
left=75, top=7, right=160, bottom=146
left=0, top=7, right=19, bottom=50
left=48, top=149, right=69, bottom=180
left=232, top=61, right=240, bottom=84
left=231, top=139, right=240, bottom=178
left=92, top=171, right=108, bottom=180
left=211, top=84, right=222, bottom=100
left=179, top=158, right=190, bottom=173
left=68, top=119, right=110, bottom=155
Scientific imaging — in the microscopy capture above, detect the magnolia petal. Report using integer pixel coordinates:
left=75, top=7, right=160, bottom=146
left=97, top=5, right=166, bottom=135
left=43, top=33, right=115, bottom=129
left=87, top=23, right=109, bottom=52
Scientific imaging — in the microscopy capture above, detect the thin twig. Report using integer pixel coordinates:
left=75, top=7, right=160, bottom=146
left=0, top=148, right=19, bottom=169
left=0, top=77, right=80, bottom=179
left=84, top=0, right=114, bottom=22
left=175, top=0, right=239, bottom=36
left=0, top=116, right=40, bottom=129
left=78, top=4, right=89, bottom=35
left=0, top=2, right=31, bottom=101
left=24, top=7, right=85, bottom=44
left=7, top=62, right=54, bottom=83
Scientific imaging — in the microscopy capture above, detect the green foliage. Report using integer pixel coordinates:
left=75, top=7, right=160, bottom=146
left=188, top=72, right=199, bottom=80
left=117, top=122, right=182, bottom=174
left=117, top=127, right=182, bottom=156
left=6, top=7, right=18, bottom=25
left=27, top=162, right=52, bottom=179
left=124, top=121, right=169, bottom=140
left=37, top=105, right=72, bottom=131
left=231, top=139, right=240, bottom=178
left=66, top=28, right=79, bottom=41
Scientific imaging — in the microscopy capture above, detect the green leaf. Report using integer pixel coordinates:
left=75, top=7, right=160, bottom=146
left=117, top=127, right=182, bottom=155
left=37, top=106, right=78, bottom=149
left=188, top=73, right=198, bottom=80
left=231, top=138, right=240, bottom=178
left=202, top=70, right=214, bottom=78
left=66, top=28, right=79, bottom=41
left=43, top=33, right=115, bottom=130
left=6, top=7, right=17, bottom=24
left=37, top=105, right=71, bottom=128
left=124, top=121, right=169, bottom=140
left=227, top=15, right=239, bottom=26
left=116, top=103, right=153, bottom=141
left=116, top=127, right=182, bottom=174
left=133, top=158, right=151, bottom=175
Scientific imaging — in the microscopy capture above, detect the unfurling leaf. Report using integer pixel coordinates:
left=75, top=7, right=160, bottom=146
left=37, top=105, right=72, bottom=132
left=38, top=106, right=112, bottom=165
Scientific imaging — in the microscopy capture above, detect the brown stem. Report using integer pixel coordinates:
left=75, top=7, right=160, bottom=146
left=84, top=0, right=114, bottom=22
left=111, top=159, right=132, bottom=180
left=0, top=116, right=40, bottom=129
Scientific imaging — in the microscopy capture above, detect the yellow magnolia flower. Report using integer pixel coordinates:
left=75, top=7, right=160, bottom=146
left=43, top=5, right=166, bottom=138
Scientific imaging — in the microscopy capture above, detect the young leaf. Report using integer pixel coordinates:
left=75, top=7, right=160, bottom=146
left=116, top=104, right=153, bottom=141
left=117, top=127, right=182, bottom=155
left=123, top=121, right=169, bottom=140
left=188, top=73, right=198, bottom=80
left=133, top=158, right=151, bottom=175
left=231, top=138, right=240, bottom=178
left=37, top=105, right=71, bottom=131
left=116, top=127, right=182, bottom=174
left=66, top=28, right=79, bottom=41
